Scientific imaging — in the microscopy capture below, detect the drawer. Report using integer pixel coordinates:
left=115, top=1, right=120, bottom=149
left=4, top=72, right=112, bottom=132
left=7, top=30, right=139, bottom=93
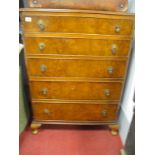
left=30, top=81, right=123, bottom=100
left=32, top=102, right=118, bottom=122
left=25, top=37, right=131, bottom=57
left=27, top=58, right=127, bottom=78
left=28, top=0, right=128, bottom=12
left=22, top=15, right=133, bottom=35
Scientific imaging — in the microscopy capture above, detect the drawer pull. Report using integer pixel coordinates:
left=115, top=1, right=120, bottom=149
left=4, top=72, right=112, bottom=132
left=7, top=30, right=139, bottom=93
left=120, top=3, right=124, bottom=9
left=107, top=66, right=113, bottom=74
left=41, top=88, right=48, bottom=95
left=40, top=64, right=47, bottom=73
left=111, top=44, right=117, bottom=54
left=39, top=43, right=45, bottom=51
left=104, top=89, right=111, bottom=96
left=38, top=20, right=45, bottom=31
left=32, top=0, right=38, bottom=4
left=115, top=25, right=121, bottom=33
left=43, top=108, right=50, bottom=115
left=101, top=110, right=108, bottom=116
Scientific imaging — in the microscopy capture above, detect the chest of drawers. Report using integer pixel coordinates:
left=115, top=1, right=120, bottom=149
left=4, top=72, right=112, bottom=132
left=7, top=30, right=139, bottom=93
left=20, top=8, right=134, bottom=135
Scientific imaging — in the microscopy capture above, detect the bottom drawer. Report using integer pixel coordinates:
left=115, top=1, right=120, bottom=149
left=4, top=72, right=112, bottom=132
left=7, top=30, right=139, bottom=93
left=32, top=102, right=119, bottom=122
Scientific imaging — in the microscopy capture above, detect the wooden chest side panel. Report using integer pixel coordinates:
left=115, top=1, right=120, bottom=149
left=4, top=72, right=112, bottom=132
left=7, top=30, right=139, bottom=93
left=32, top=103, right=118, bottom=121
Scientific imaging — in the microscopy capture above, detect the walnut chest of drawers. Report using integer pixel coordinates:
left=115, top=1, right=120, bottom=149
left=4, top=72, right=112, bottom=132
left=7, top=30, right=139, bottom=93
left=20, top=8, right=134, bottom=134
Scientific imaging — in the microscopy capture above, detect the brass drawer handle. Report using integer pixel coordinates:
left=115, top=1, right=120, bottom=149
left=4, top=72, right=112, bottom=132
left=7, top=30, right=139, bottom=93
left=43, top=108, right=50, bottom=115
left=32, top=0, right=38, bottom=4
left=115, top=25, right=121, bottom=33
left=107, top=66, right=113, bottom=74
left=101, top=110, right=108, bottom=116
left=38, top=20, right=45, bottom=31
left=104, top=89, right=111, bottom=96
left=41, top=88, right=48, bottom=95
left=111, top=44, right=117, bottom=55
left=39, top=43, right=45, bottom=51
left=40, top=64, right=47, bottom=73
left=119, top=3, right=124, bottom=9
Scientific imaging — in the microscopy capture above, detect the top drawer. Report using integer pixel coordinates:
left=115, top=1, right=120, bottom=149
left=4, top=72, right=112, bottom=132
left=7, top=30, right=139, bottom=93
left=28, top=0, right=128, bottom=12
left=21, top=12, right=134, bottom=35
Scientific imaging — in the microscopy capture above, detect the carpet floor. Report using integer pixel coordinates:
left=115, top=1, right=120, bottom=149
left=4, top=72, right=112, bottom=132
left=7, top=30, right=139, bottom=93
left=20, top=125, right=123, bottom=155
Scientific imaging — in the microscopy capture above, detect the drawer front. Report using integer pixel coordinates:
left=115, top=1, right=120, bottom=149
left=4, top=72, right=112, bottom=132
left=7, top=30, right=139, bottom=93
left=27, top=58, right=127, bottom=78
left=30, top=81, right=123, bottom=100
left=25, top=37, right=130, bottom=56
left=32, top=102, right=118, bottom=121
left=22, top=15, right=133, bottom=35
left=28, top=0, right=128, bottom=12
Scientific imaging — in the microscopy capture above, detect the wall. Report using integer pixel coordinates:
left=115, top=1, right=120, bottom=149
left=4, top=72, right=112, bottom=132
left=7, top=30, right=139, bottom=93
left=119, top=0, right=135, bottom=144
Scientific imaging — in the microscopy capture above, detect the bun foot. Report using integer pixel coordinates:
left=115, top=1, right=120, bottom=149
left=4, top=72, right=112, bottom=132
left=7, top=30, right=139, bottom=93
left=32, top=129, right=39, bottom=134
left=111, top=130, right=118, bottom=136
left=108, top=124, right=119, bottom=136
left=30, top=122, right=42, bottom=135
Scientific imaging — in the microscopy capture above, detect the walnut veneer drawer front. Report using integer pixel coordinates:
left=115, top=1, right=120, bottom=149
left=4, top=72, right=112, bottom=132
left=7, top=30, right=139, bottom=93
left=28, top=0, right=128, bottom=12
left=32, top=103, right=118, bottom=121
left=25, top=37, right=131, bottom=56
left=22, top=14, right=133, bottom=35
left=30, top=81, right=123, bottom=100
left=27, top=58, right=127, bottom=78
